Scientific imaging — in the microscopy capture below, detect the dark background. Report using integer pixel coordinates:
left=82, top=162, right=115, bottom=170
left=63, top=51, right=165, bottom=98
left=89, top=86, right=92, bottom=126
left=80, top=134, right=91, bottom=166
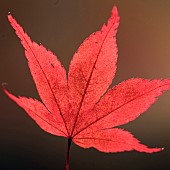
left=0, top=0, right=170, bottom=169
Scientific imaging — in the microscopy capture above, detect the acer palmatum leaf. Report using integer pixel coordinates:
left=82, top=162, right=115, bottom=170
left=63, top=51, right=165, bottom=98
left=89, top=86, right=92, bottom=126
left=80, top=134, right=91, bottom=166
left=3, top=6, right=170, bottom=170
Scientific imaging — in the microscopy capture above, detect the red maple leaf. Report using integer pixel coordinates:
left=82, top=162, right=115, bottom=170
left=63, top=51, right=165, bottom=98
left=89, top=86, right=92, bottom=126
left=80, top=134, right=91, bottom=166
left=3, top=6, right=170, bottom=170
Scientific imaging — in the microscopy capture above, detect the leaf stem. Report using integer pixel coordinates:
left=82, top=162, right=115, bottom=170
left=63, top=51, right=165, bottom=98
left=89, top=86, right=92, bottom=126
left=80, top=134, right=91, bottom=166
left=66, top=137, right=72, bottom=170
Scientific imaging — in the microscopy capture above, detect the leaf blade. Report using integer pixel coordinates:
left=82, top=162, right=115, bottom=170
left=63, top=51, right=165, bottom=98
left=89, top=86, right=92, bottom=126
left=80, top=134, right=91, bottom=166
left=8, top=14, right=69, bottom=135
left=73, top=78, right=170, bottom=136
left=74, top=128, right=161, bottom=153
left=68, top=6, right=120, bottom=135
left=3, top=87, right=67, bottom=137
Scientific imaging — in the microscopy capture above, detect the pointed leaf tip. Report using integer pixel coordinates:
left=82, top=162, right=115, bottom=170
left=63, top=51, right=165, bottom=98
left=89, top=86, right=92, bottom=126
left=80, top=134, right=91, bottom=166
left=111, top=6, right=119, bottom=20
left=2, top=85, right=9, bottom=96
left=1, top=82, right=7, bottom=87
left=7, top=13, right=13, bottom=21
left=112, top=6, right=118, bottom=14
left=148, top=147, right=162, bottom=153
left=1, top=83, right=8, bottom=92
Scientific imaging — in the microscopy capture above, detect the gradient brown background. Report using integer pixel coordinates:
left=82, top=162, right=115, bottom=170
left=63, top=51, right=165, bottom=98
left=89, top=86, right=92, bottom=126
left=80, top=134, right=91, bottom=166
left=0, top=0, right=170, bottom=169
